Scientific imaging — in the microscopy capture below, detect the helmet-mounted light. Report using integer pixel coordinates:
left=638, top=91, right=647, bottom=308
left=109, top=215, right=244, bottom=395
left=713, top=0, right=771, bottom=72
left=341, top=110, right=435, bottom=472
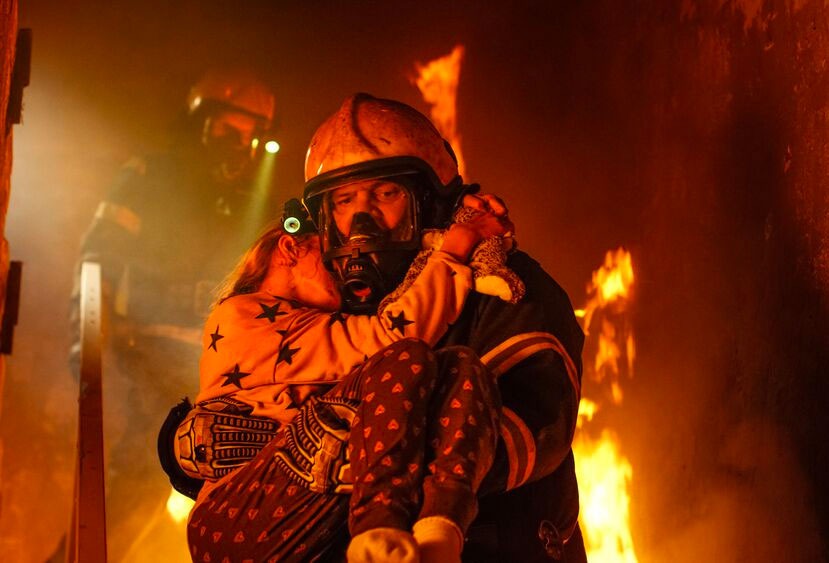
left=280, top=198, right=316, bottom=236
left=187, top=69, right=275, bottom=127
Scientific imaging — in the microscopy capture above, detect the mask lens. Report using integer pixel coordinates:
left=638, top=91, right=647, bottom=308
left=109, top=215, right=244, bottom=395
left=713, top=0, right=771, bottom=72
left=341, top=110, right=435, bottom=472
left=318, top=180, right=415, bottom=254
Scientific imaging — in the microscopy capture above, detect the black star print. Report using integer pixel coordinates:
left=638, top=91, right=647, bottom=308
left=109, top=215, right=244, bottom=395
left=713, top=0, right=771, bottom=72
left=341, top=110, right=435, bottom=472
left=387, top=310, right=414, bottom=335
left=221, top=364, right=251, bottom=389
left=208, top=325, right=224, bottom=352
left=328, top=311, right=346, bottom=327
left=256, top=302, right=286, bottom=323
left=277, top=342, right=300, bottom=365
left=287, top=299, right=303, bottom=309
left=276, top=329, right=289, bottom=338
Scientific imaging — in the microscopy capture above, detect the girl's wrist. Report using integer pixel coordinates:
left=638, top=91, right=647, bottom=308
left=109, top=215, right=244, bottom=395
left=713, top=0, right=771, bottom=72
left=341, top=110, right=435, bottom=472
left=440, top=224, right=477, bottom=262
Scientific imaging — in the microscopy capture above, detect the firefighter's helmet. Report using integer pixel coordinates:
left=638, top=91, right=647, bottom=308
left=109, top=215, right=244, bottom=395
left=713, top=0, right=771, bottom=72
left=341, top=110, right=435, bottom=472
left=305, top=93, right=458, bottom=185
left=302, top=94, right=467, bottom=313
left=303, top=93, right=463, bottom=228
left=186, top=69, right=276, bottom=184
left=187, top=68, right=275, bottom=128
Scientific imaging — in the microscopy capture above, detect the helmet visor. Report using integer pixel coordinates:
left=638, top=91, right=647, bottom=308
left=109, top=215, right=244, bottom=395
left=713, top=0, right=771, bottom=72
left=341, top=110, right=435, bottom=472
left=315, top=175, right=421, bottom=258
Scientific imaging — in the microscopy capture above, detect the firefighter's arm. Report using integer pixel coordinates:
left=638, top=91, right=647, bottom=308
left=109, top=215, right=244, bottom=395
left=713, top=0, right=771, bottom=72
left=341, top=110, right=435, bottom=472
left=485, top=342, right=580, bottom=492
left=70, top=161, right=145, bottom=370
left=78, top=159, right=145, bottom=283
left=476, top=252, right=584, bottom=493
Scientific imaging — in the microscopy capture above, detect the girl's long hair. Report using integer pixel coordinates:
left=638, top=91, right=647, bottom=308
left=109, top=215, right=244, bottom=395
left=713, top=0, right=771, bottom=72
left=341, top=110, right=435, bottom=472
left=212, top=221, right=286, bottom=307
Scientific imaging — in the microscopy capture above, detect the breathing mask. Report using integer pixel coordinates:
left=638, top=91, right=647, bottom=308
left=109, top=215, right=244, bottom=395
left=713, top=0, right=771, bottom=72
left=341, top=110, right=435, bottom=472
left=203, top=126, right=253, bottom=183
left=304, top=169, right=437, bottom=314
left=302, top=95, right=472, bottom=312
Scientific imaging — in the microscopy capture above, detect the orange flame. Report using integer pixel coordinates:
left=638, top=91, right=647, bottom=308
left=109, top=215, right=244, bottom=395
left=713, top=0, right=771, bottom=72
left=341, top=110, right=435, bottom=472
left=575, top=431, right=638, bottom=563
left=574, top=248, right=639, bottom=562
left=578, top=398, right=599, bottom=429
left=584, top=249, right=636, bottom=406
left=413, top=45, right=466, bottom=177
left=582, top=247, right=635, bottom=334
left=596, top=319, right=626, bottom=403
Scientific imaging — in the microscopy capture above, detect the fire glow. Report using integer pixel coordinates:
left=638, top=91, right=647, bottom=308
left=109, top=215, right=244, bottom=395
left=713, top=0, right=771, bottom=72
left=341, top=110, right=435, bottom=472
left=166, top=487, right=193, bottom=523
left=574, top=248, right=639, bottom=562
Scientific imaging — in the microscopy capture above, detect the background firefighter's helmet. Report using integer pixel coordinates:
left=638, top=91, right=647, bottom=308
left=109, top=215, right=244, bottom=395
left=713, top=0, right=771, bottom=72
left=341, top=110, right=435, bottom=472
left=302, top=93, right=469, bottom=313
left=186, top=68, right=276, bottom=184
left=187, top=68, right=275, bottom=127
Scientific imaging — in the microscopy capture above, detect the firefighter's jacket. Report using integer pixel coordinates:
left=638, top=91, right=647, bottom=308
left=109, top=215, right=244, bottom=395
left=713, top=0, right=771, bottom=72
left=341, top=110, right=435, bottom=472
left=196, top=250, right=473, bottom=424
left=439, top=250, right=585, bottom=562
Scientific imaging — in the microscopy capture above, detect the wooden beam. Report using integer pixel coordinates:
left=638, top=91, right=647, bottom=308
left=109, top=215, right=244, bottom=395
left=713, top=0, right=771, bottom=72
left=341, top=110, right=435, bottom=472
left=68, top=262, right=107, bottom=563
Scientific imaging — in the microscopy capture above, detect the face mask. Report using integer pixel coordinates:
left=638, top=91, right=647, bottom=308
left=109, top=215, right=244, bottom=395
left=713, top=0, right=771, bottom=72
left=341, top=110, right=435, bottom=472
left=203, top=128, right=253, bottom=184
left=303, top=167, right=460, bottom=313
left=326, top=211, right=417, bottom=314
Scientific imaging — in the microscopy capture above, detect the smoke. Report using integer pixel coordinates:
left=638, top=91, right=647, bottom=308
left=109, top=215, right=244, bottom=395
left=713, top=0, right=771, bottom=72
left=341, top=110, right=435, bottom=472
left=650, top=418, right=823, bottom=562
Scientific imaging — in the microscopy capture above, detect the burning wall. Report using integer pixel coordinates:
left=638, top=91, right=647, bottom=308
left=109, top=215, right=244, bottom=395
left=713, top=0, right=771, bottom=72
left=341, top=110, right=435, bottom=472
left=572, top=2, right=829, bottom=560
left=414, top=5, right=829, bottom=557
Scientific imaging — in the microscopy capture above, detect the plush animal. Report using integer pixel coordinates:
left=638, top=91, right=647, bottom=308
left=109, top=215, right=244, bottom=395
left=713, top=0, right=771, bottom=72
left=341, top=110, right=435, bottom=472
left=379, top=207, right=526, bottom=314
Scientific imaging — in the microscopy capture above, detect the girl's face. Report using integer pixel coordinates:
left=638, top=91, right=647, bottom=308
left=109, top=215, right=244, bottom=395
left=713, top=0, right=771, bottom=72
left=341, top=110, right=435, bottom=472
left=292, top=236, right=342, bottom=312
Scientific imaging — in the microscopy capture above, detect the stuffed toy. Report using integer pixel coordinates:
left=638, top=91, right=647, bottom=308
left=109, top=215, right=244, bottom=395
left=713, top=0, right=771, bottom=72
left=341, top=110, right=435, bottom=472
left=379, top=207, right=525, bottom=314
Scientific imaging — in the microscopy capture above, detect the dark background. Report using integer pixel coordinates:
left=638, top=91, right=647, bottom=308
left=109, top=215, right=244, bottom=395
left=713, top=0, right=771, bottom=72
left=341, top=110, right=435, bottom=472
left=1, top=1, right=827, bottom=561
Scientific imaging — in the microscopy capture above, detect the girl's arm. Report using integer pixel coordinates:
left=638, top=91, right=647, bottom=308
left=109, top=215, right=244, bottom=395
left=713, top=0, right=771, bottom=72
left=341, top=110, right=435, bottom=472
left=196, top=210, right=510, bottom=415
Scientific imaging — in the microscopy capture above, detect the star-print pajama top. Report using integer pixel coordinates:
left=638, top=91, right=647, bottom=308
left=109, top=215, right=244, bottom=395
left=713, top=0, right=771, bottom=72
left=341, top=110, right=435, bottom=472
left=196, top=250, right=472, bottom=425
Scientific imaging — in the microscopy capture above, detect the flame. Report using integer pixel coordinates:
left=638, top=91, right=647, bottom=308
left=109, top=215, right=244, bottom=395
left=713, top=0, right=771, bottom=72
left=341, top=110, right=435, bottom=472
left=413, top=45, right=466, bottom=177
left=574, top=248, right=639, bottom=562
left=578, top=398, right=599, bottom=428
left=596, top=252, right=634, bottom=303
left=596, top=318, right=627, bottom=404
left=582, top=247, right=635, bottom=334
left=575, top=431, right=638, bottom=563
left=626, top=332, right=636, bottom=380
left=595, top=319, right=620, bottom=375
left=166, top=487, right=194, bottom=523
left=585, top=249, right=636, bottom=402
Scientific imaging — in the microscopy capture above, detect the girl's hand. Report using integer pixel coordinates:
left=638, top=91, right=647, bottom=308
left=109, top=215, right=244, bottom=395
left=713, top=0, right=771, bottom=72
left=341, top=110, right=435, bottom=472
left=441, top=211, right=514, bottom=262
left=462, top=192, right=509, bottom=219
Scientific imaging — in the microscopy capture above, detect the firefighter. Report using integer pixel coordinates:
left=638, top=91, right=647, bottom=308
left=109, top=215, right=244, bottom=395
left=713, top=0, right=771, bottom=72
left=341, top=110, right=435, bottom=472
left=301, top=93, right=587, bottom=562
left=70, top=68, right=278, bottom=560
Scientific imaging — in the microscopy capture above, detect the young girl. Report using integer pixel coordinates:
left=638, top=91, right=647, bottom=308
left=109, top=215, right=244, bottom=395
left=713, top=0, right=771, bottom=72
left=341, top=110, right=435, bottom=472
left=182, top=196, right=511, bottom=562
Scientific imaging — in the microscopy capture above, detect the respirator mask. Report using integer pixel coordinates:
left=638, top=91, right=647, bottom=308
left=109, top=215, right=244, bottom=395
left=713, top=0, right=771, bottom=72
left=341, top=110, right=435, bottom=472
left=303, top=157, right=466, bottom=314
left=307, top=176, right=424, bottom=314
left=200, top=111, right=270, bottom=186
